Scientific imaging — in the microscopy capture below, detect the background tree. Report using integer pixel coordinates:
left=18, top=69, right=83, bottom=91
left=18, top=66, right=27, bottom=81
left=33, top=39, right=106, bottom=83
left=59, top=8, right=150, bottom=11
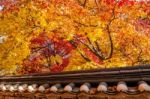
left=64, top=0, right=150, bottom=70
left=0, top=0, right=149, bottom=74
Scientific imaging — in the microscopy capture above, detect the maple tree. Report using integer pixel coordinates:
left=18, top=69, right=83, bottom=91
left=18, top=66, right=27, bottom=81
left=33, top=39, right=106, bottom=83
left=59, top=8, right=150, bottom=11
left=20, top=32, right=73, bottom=74
left=65, top=0, right=150, bottom=70
left=0, top=0, right=46, bottom=73
left=0, top=0, right=149, bottom=74
left=0, top=0, right=78, bottom=73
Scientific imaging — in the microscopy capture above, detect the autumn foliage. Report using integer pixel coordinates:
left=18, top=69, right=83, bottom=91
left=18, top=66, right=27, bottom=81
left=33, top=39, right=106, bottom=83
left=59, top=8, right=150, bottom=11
left=0, top=0, right=149, bottom=75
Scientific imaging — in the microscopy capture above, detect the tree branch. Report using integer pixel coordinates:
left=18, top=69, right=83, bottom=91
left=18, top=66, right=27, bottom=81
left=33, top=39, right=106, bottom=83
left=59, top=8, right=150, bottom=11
left=74, top=20, right=98, bottom=27
left=104, top=3, right=117, bottom=59
left=74, top=36, right=105, bottom=60
left=69, top=40, right=91, bottom=61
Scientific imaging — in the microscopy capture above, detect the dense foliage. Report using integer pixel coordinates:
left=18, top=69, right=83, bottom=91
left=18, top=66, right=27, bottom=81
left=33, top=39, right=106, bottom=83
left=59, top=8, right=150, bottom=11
left=0, top=0, right=149, bottom=75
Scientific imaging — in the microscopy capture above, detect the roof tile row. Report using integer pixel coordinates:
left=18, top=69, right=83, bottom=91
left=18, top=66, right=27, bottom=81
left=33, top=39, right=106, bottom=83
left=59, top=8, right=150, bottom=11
left=0, top=81, right=150, bottom=95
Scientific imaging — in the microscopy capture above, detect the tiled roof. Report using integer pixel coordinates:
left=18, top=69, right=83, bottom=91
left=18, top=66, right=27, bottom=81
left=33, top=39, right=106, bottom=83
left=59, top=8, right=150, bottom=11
left=0, top=81, right=150, bottom=94
left=0, top=65, right=150, bottom=98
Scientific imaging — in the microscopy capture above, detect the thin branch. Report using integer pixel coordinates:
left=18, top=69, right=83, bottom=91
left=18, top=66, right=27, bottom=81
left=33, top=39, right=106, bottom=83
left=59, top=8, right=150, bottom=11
left=74, top=20, right=98, bottom=27
left=95, top=0, right=101, bottom=12
left=86, top=37, right=105, bottom=59
left=74, top=36, right=105, bottom=60
left=132, top=38, right=143, bottom=65
left=77, top=49, right=91, bottom=62
left=43, top=53, right=51, bottom=67
left=32, top=46, right=47, bottom=53
left=104, top=3, right=117, bottom=60
left=76, top=0, right=87, bottom=7
left=95, top=41, right=100, bottom=52
left=69, top=40, right=91, bottom=61
left=83, top=0, right=87, bottom=7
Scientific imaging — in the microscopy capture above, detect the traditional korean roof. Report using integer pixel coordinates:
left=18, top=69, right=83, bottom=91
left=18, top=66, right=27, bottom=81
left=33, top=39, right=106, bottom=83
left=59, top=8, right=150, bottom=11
left=0, top=81, right=150, bottom=93
left=0, top=81, right=150, bottom=99
left=0, top=65, right=150, bottom=98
